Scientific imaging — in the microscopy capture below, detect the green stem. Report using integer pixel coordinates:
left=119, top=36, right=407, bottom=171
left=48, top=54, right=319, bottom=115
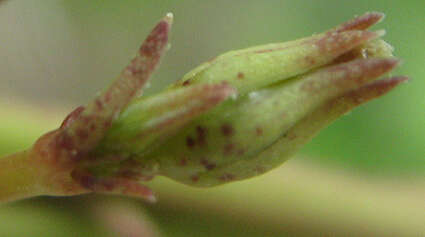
left=0, top=151, right=45, bottom=203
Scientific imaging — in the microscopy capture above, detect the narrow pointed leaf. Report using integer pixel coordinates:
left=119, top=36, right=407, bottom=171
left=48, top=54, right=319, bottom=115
left=61, top=14, right=173, bottom=154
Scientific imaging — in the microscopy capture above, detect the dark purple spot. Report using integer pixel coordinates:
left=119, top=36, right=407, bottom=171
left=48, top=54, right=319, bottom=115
left=196, top=126, right=207, bottom=146
left=201, top=159, right=216, bottom=171
left=256, top=127, right=263, bottom=136
left=182, top=80, right=191, bottom=86
left=206, top=163, right=216, bottom=170
left=90, top=124, right=97, bottom=132
left=186, top=136, right=195, bottom=148
left=78, top=174, right=97, bottom=189
left=200, top=159, right=208, bottom=166
left=191, top=175, right=200, bottom=182
left=100, top=179, right=115, bottom=191
left=221, top=124, right=234, bottom=137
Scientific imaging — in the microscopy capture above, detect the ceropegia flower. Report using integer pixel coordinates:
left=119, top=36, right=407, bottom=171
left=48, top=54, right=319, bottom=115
left=0, top=12, right=407, bottom=203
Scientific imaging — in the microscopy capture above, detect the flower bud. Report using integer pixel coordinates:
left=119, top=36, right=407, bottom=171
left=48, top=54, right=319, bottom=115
left=13, top=12, right=405, bottom=202
left=95, top=12, right=406, bottom=188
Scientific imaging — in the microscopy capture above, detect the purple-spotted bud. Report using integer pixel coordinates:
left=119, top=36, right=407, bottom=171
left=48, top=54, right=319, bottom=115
left=96, top=12, right=406, bottom=187
left=1, top=12, right=406, bottom=203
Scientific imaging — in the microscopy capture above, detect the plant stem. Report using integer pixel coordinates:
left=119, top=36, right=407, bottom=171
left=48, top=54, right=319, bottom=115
left=0, top=151, right=45, bottom=203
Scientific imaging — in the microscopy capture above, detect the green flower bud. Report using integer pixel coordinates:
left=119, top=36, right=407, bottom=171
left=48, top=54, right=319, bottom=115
left=1, top=12, right=406, bottom=203
left=94, top=12, right=406, bottom=188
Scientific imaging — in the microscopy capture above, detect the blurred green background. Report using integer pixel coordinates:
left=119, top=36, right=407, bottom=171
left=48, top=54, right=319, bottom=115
left=0, top=0, right=423, bottom=236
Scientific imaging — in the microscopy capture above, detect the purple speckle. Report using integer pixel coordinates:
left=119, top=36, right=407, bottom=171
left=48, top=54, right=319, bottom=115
left=221, top=124, right=234, bottom=137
